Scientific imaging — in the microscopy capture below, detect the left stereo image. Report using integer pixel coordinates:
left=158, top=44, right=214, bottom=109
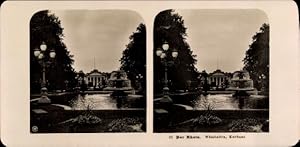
left=30, top=9, right=146, bottom=133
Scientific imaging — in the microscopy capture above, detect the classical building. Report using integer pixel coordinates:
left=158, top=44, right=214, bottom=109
left=207, top=69, right=232, bottom=89
left=84, top=69, right=108, bottom=88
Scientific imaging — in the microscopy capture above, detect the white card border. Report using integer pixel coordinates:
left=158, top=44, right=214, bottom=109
left=1, top=1, right=299, bottom=146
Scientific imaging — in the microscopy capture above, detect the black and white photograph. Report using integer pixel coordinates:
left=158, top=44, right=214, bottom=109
left=153, top=9, right=269, bottom=132
left=30, top=10, right=146, bottom=133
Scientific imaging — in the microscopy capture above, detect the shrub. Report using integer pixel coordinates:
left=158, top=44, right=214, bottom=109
left=191, top=96, right=216, bottom=111
left=76, top=114, right=102, bottom=125
left=190, top=96, right=222, bottom=126
left=107, top=117, right=144, bottom=132
left=192, top=114, right=222, bottom=126
left=59, top=95, right=102, bottom=126
left=228, top=118, right=263, bottom=132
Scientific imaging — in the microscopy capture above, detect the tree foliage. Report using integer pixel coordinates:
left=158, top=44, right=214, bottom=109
left=154, top=10, right=199, bottom=93
left=30, top=10, right=77, bottom=93
left=243, top=23, right=269, bottom=92
left=199, top=70, right=210, bottom=92
left=120, top=23, right=146, bottom=93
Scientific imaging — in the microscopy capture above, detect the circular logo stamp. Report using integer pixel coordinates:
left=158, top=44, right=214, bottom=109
left=32, top=126, right=38, bottom=133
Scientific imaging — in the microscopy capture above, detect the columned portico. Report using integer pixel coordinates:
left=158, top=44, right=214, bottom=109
left=206, top=69, right=232, bottom=89
left=85, top=69, right=108, bottom=88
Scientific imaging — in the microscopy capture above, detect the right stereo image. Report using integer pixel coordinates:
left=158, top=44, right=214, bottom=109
left=153, top=9, right=269, bottom=133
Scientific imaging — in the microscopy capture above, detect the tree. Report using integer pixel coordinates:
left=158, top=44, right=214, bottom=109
left=120, top=23, right=146, bottom=94
left=154, top=10, right=199, bottom=94
left=77, top=70, right=87, bottom=91
left=200, top=70, right=210, bottom=93
left=243, top=23, right=269, bottom=93
left=30, top=10, right=76, bottom=93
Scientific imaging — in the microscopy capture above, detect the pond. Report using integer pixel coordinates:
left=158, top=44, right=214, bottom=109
left=49, top=93, right=145, bottom=110
left=192, top=94, right=268, bottom=110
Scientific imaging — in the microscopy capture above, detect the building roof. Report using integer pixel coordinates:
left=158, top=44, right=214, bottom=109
left=208, top=69, right=232, bottom=77
left=86, top=69, right=104, bottom=76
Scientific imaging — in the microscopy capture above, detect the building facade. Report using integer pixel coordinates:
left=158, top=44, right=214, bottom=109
left=208, top=69, right=232, bottom=89
left=84, top=69, right=108, bottom=89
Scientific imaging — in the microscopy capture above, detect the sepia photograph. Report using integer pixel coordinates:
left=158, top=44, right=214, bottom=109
left=1, top=1, right=299, bottom=146
left=30, top=10, right=146, bottom=133
left=153, top=9, right=269, bottom=132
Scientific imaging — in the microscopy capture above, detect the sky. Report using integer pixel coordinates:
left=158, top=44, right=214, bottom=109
left=177, top=9, right=268, bottom=73
left=50, top=9, right=267, bottom=74
left=50, top=10, right=143, bottom=73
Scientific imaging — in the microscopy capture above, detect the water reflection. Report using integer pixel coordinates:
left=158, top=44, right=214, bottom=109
left=192, top=94, right=268, bottom=110
left=69, top=94, right=144, bottom=110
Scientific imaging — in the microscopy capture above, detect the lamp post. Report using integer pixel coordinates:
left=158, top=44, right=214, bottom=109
left=259, top=73, right=266, bottom=92
left=33, top=41, right=56, bottom=104
left=156, top=41, right=178, bottom=103
left=135, top=73, right=143, bottom=91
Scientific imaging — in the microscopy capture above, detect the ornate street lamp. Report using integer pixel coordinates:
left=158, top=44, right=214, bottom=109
left=33, top=41, right=56, bottom=104
left=156, top=41, right=178, bottom=104
left=135, top=73, right=143, bottom=91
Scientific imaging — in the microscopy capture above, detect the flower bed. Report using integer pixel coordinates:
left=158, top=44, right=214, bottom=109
left=155, top=117, right=268, bottom=132
left=107, top=117, right=145, bottom=132
left=34, top=116, right=146, bottom=133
